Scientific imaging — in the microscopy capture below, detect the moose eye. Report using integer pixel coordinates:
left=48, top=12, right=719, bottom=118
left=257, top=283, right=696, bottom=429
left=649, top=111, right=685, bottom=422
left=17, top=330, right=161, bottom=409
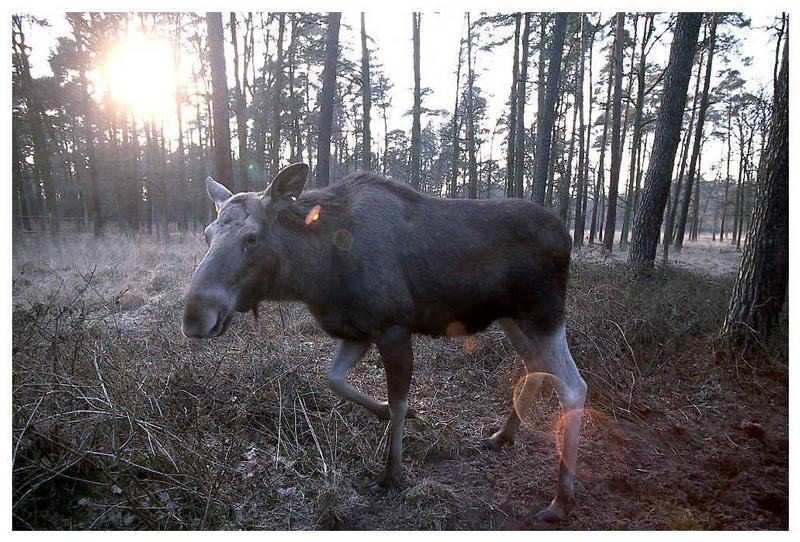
left=244, top=233, right=259, bottom=247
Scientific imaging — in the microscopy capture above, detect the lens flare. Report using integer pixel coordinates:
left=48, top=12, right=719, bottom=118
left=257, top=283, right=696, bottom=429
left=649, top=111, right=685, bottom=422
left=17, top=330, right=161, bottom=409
left=333, top=229, right=353, bottom=250
left=305, top=205, right=322, bottom=224
left=462, top=336, right=479, bottom=354
left=512, top=372, right=564, bottom=432
left=554, top=408, right=628, bottom=481
left=445, top=321, right=466, bottom=337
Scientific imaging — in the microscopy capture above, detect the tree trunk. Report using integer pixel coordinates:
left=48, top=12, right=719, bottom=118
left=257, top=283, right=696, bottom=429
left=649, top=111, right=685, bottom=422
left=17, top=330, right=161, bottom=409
left=380, top=75, right=389, bottom=176
left=720, top=108, right=732, bottom=240
left=731, top=118, right=745, bottom=245
left=410, top=13, right=422, bottom=190
left=466, top=13, right=478, bottom=199
left=621, top=14, right=654, bottom=247
left=675, top=14, right=718, bottom=250
left=545, top=102, right=562, bottom=208
left=304, top=62, right=315, bottom=176
left=506, top=14, right=521, bottom=197
left=130, top=112, right=142, bottom=232
left=531, top=13, right=567, bottom=205
left=722, top=30, right=788, bottom=342
left=575, top=16, right=595, bottom=247
left=634, top=130, right=649, bottom=218
left=230, top=12, right=250, bottom=191
left=572, top=14, right=587, bottom=243
left=360, top=13, right=372, bottom=170
left=13, top=16, right=59, bottom=234
left=535, top=14, right=548, bottom=153
left=736, top=126, right=754, bottom=250
left=616, top=14, right=639, bottom=239
left=513, top=13, right=531, bottom=199
left=254, top=14, right=271, bottom=176
left=158, top=120, right=169, bottom=242
left=172, top=17, right=189, bottom=232
left=316, top=12, right=341, bottom=187
left=207, top=12, right=235, bottom=190
left=590, top=41, right=614, bottom=244
left=663, top=41, right=705, bottom=259
left=602, top=13, right=625, bottom=252
left=690, top=141, right=703, bottom=240
left=558, top=76, right=579, bottom=224
left=270, top=13, right=286, bottom=178
left=73, top=15, right=103, bottom=235
left=740, top=135, right=755, bottom=249
left=628, top=13, right=702, bottom=266
left=287, top=17, right=301, bottom=163
left=12, top=119, right=32, bottom=230
left=598, top=176, right=606, bottom=241
left=450, top=19, right=466, bottom=198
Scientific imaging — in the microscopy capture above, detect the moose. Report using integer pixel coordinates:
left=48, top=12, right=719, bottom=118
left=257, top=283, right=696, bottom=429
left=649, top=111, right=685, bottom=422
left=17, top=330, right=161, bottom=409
left=182, top=163, right=587, bottom=521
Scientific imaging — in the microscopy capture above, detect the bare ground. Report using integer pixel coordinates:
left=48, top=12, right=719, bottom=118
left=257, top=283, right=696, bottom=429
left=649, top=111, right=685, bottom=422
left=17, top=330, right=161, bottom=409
left=11, top=233, right=788, bottom=530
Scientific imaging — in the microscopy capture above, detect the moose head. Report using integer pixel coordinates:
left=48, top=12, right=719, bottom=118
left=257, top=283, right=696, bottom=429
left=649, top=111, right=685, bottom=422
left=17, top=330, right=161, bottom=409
left=181, top=163, right=309, bottom=338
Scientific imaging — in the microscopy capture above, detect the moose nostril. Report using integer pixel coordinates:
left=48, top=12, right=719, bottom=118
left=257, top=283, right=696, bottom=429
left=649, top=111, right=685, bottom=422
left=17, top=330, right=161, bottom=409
left=182, top=307, right=220, bottom=338
left=208, top=313, right=226, bottom=337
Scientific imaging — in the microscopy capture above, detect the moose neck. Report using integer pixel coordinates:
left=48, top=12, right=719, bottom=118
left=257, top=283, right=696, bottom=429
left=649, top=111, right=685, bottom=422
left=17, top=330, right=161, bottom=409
left=264, top=221, right=338, bottom=307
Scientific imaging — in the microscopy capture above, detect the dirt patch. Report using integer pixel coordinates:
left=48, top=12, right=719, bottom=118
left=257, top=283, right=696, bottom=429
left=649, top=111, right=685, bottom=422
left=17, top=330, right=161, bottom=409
left=12, top=234, right=787, bottom=530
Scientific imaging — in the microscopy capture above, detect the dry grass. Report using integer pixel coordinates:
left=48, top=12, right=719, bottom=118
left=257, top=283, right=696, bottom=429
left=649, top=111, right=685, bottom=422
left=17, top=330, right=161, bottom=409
left=12, top=233, right=787, bottom=530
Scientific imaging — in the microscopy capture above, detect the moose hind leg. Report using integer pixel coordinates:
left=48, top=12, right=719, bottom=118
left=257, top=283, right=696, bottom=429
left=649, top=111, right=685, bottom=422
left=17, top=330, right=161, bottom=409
left=370, top=326, right=413, bottom=491
left=482, top=318, right=545, bottom=450
left=521, top=322, right=587, bottom=522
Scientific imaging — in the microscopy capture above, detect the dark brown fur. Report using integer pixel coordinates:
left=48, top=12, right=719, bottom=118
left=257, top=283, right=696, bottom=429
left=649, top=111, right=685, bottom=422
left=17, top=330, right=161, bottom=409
left=262, top=172, right=571, bottom=341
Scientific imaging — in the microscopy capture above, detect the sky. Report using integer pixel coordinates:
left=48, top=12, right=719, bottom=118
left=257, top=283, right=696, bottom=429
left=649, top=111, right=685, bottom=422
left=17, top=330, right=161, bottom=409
left=20, top=10, right=782, bottom=185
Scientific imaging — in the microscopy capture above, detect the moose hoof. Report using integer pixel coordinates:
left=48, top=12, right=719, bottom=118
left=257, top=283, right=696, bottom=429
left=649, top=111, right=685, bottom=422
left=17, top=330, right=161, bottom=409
left=367, top=475, right=399, bottom=494
left=374, top=403, right=419, bottom=421
left=536, top=499, right=571, bottom=523
left=480, top=434, right=514, bottom=451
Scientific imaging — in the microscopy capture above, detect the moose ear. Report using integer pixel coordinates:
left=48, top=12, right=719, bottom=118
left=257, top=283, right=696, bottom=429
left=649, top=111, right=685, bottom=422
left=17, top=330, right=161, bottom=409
left=268, top=163, right=309, bottom=200
left=206, top=176, right=232, bottom=208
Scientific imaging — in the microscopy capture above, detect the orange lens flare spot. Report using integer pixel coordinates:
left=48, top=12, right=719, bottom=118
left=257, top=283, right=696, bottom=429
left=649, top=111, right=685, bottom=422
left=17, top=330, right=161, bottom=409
left=445, top=321, right=466, bottom=337
left=512, top=372, right=564, bottom=432
left=462, top=337, right=479, bottom=354
left=554, top=408, right=628, bottom=482
left=305, top=205, right=322, bottom=224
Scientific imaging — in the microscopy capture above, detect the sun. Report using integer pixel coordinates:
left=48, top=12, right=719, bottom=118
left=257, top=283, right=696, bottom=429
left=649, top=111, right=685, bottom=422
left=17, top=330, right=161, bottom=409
left=105, top=35, right=176, bottom=117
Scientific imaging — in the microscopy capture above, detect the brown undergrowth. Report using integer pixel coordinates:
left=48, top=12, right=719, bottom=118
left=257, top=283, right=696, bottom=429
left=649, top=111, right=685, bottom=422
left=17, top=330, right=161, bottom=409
left=12, top=234, right=787, bottom=530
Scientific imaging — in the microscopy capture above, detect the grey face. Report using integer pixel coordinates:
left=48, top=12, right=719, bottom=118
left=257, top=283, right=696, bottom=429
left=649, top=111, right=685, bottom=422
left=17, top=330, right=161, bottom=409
left=181, top=163, right=309, bottom=338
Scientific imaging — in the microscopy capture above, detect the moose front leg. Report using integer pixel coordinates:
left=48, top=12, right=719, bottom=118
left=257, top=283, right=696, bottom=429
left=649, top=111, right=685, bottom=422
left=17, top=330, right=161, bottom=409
left=326, top=340, right=385, bottom=417
left=327, top=339, right=418, bottom=421
left=371, top=326, right=414, bottom=491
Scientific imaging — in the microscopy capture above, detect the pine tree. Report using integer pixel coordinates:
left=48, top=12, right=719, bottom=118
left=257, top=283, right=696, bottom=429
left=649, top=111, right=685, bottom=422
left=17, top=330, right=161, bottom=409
left=316, top=12, right=341, bottom=187
left=722, top=29, right=788, bottom=342
left=206, top=12, right=234, bottom=190
left=410, top=13, right=422, bottom=190
left=602, top=13, right=625, bottom=252
left=629, top=13, right=703, bottom=266
left=531, top=13, right=567, bottom=205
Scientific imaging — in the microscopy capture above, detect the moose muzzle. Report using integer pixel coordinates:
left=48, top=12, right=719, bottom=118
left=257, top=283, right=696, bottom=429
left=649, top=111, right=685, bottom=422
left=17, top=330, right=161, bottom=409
left=181, top=289, right=234, bottom=338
